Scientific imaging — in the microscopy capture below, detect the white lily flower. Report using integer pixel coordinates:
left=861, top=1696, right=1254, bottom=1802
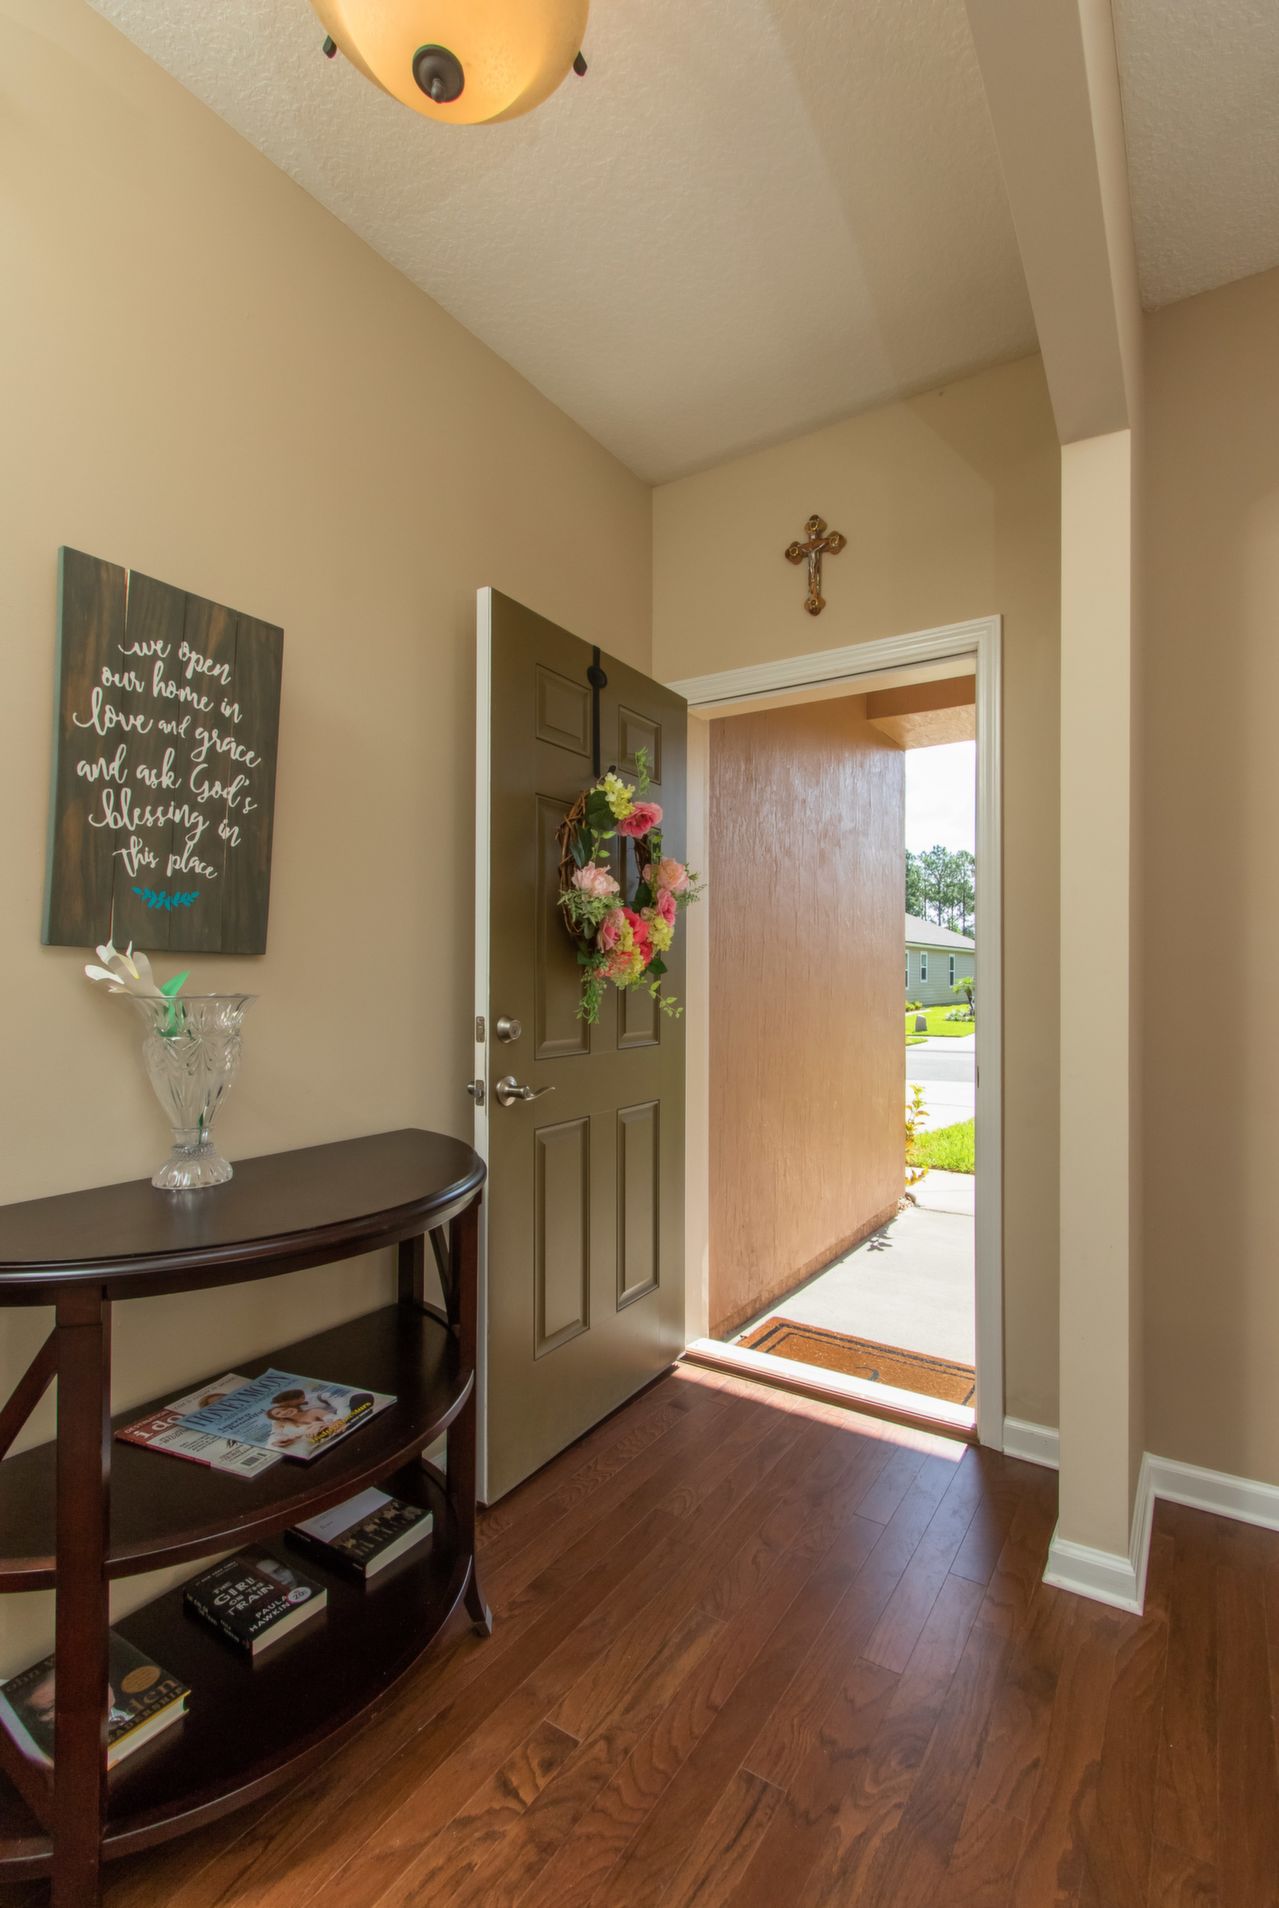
left=128, top=948, right=159, bottom=990
left=84, top=941, right=169, bottom=1000
left=96, top=939, right=139, bottom=978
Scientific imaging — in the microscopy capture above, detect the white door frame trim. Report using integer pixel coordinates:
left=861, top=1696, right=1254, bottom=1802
left=666, top=615, right=1005, bottom=1451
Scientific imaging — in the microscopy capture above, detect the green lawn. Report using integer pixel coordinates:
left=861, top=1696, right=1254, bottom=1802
left=905, top=1006, right=975, bottom=1040
left=907, top=1118, right=975, bottom=1175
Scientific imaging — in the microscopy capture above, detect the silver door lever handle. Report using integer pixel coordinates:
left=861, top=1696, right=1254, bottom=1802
left=494, top=1075, right=556, bottom=1108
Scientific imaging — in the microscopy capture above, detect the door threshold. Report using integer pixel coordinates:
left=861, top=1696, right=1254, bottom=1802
left=682, top=1338, right=977, bottom=1443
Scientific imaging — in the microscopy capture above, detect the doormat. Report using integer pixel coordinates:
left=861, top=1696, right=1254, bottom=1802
left=736, top=1318, right=975, bottom=1406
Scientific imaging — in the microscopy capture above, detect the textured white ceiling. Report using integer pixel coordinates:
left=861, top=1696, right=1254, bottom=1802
left=88, top=0, right=1037, bottom=482
left=1115, top=0, right=1279, bottom=309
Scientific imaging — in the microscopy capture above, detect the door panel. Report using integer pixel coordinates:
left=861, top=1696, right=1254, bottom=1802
left=618, top=979, right=661, bottom=1050
left=477, top=589, right=687, bottom=1500
left=617, top=1101, right=660, bottom=1308
left=534, top=1118, right=591, bottom=1355
left=618, top=706, right=662, bottom=779
left=535, top=665, right=592, bottom=755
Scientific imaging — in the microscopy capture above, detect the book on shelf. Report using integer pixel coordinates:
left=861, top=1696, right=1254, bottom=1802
left=0, top=1633, right=189, bottom=1772
left=287, top=1487, right=434, bottom=1581
left=183, top=1548, right=327, bottom=1657
left=117, top=1372, right=283, bottom=1477
left=176, top=1369, right=395, bottom=1462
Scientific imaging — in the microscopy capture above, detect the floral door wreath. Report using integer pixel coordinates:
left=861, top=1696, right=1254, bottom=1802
left=556, top=750, right=702, bottom=1024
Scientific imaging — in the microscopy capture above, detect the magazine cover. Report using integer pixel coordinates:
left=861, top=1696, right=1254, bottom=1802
left=176, top=1369, right=394, bottom=1461
left=117, top=1372, right=282, bottom=1476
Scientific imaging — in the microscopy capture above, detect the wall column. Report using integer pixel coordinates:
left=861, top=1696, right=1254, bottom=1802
left=963, top=0, right=1146, bottom=1606
left=1043, top=429, right=1145, bottom=1606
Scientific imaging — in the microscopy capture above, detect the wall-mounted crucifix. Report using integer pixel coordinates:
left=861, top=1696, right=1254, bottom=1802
left=784, top=514, right=846, bottom=616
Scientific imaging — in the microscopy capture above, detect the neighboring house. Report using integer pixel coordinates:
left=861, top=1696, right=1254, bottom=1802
left=905, top=912, right=975, bottom=1007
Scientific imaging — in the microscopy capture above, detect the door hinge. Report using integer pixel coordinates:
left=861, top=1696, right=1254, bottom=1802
left=474, top=1016, right=485, bottom=1043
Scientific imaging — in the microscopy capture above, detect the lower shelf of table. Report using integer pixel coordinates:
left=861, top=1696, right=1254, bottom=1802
left=0, top=1467, right=473, bottom=1879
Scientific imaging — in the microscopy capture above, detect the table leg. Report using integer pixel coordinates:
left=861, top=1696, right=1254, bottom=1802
left=448, top=1198, right=491, bottom=1636
left=52, top=1287, right=111, bottom=1907
left=396, top=1234, right=425, bottom=1306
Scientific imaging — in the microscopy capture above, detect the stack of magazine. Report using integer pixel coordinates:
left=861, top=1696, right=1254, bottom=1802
left=117, top=1369, right=395, bottom=1474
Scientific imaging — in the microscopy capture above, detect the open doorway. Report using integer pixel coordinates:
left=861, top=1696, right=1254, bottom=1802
left=674, top=621, right=1002, bottom=1446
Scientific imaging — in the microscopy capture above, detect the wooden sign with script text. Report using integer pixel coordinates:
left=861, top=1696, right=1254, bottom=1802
left=44, top=548, right=283, bottom=955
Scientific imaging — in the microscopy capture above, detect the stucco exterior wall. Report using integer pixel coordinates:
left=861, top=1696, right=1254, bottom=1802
left=709, top=697, right=905, bottom=1337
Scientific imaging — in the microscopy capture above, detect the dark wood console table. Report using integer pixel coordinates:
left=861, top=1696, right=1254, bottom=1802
left=0, top=1128, right=488, bottom=1905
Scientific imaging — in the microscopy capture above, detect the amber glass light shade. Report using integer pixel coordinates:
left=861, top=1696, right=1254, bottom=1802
left=313, top=0, right=590, bottom=126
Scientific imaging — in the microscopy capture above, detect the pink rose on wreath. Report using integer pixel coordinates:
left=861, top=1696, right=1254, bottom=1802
left=653, top=888, right=677, bottom=927
left=622, top=907, right=653, bottom=965
left=617, top=801, right=663, bottom=838
left=572, top=861, right=620, bottom=899
left=598, top=908, right=626, bottom=951
left=644, top=856, right=689, bottom=894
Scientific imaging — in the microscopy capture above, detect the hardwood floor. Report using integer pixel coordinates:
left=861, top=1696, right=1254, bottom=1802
left=8, top=1362, right=1279, bottom=1906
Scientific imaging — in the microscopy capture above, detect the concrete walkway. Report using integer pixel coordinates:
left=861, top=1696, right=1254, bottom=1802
left=738, top=1181, right=975, bottom=1367
left=911, top=1166, right=975, bottom=1216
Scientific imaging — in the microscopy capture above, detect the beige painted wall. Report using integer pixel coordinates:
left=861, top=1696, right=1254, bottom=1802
left=0, top=0, right=651, bottom=1671
left=708, top=697, right=904, bottom=1337
left=1142, top=265, right=1279, bottom=1484
left=654, top=353, right=1062, bottom=1425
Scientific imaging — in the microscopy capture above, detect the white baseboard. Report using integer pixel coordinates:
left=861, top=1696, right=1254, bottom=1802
left=1043, top=1452, right=1154, bottom=1616
left=1034, top=1443, right=1279, bottom=1617
left=1004, top=1423, right=1279, bottom=1529
left=1146, top=1452, right=1279, bottom=1532
left=1042, top=1534, right=1144, bottom=1613
left=1002, top=1417, right=1060, bottom=1469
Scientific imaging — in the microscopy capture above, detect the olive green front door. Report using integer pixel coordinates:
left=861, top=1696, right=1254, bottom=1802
left=474, top=589, right=687, bottom=1502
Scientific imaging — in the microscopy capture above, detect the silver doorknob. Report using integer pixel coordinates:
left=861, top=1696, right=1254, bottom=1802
left=494, top=1075, right=556, bottom=1108
left=495, top=1015, right=523, bottom=1043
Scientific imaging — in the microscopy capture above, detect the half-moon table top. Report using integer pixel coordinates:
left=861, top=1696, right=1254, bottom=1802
left=0, top=1128, right=485, bottom=1301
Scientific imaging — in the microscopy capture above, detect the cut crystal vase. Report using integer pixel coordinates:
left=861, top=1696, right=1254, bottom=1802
left=129, top=995, right=255, bottom=1190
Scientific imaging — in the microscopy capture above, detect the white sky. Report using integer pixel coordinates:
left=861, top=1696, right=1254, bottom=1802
left=904, top=741, right=976, bottom=855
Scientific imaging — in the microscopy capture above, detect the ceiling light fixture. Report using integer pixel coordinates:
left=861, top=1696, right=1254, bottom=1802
left=312, top=1, right=591, bottom=126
